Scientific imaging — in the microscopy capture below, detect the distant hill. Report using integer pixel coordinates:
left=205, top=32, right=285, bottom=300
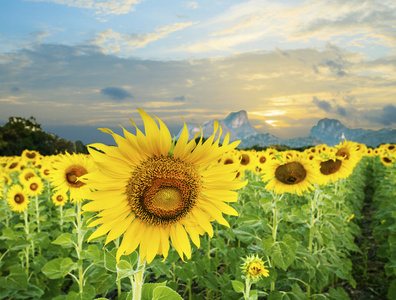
left=0, top=116, right=88, bottom=156
left=181, top=111, right=396, bottom=148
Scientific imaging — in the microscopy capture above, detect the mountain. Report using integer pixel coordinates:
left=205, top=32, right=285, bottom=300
left=181, top=112, right=395, bottom=148
left=186, top=110, right=261, bottom=141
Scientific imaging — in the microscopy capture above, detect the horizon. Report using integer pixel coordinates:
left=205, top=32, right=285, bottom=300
left=1, top=0, right=395, bottom=144
left=1, top=111, right=394, bottom=146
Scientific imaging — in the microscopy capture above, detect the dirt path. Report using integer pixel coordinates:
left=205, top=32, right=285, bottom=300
left=343, top=173, right=389, bottom=299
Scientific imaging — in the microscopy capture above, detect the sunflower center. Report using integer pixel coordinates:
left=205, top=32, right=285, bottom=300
left=9, top=162, right=18, bottom=169
left=25, top=173, right=35, bottom=181
left=56, top=195, right=64, bottom=202
left=389, top=145, right=395, bottom=151
left=275, top=162, right=307, bottom=185
left=320, top=159, right=342, bottom=175
left=14, top=193, right=25, bottom=204
left=26, top=152, right=36, bottom=159
left=259, top=156, right=266, bottom=164
left=65, top=165, right=87, bottom=188
left=383, top=157, right=392, bottom=163
left=240, top=154, right=250, bottom=165
left=224, top=158, right=234, bottom=165
left=336, top=148, right=349, bottom=160
left=126, top=156, right=202, bottom=226
left=30, top=182, right=38, bottom=191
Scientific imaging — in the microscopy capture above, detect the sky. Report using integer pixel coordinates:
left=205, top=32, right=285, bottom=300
left=0, top=0, right=395, bottom=145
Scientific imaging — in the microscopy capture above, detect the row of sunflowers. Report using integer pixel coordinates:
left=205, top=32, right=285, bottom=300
left=1, top=109, right=395, bottom=299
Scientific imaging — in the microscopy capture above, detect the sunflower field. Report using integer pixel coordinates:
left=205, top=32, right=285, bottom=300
left=1, top=110, right=395, bottom=300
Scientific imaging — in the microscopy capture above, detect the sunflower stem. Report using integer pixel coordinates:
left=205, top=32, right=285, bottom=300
left=244, top=277, right=251, bottom=300
left=270, top=192, right=280, bottom=292
left=75, top=201, right=84, bottom=294
left=115, top=238, right=122, bottom=296
left=59, top=205, right=63, bottom=232
left=132, top=256, right=146, bottom=300
left=23, top=209, right=30, bottom=278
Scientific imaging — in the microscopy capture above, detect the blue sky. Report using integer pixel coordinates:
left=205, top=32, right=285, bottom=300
left=1, top=0, right=395, bottom=145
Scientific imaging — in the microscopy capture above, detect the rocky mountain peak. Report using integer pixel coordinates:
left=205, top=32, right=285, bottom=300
left=224, top=110, right=249, bottom=128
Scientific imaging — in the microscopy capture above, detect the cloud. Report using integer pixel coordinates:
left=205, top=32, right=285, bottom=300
left=174, top=96, right=185, bottom=101
left=101, top=87, right=133, bottom=101
left=368, top=104, right=396, bottom=126
left=337, top=105, right=347, bottom=116
left=186, top=1, right=199, bottom=9
left=1, top=42, right=395, bottom=139
left=312, top=97, right=332, bottom=112
left=179, top=0, right=396, bottom=55
left=90, top=22, right=198, bottom=53
left=123, top=22, right=198, bottom=50
left=10, top=87, right=21, bottom=93
left=26, top=0, right=143, bottom=16
left=30, top=30, right=51, bottom=39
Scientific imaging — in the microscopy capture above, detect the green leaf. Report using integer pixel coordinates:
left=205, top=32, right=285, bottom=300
left=141, top=282, right=167, bottom=300
left=247, top=289, right=258, bottom=300
left=52, top=233, right=74, bottom=248
left=104, top=248, right=118, bottom=272
left=231, top=280, right=245, bottom=293
left=81, top=244, right=102, bottom=261
left=42, top=258, right=63, bottom=279
left=65, top=284, right=96, bottom=300
left=116, top=260, right=143, bottom=281
left=63, top=208, right=76, bottom=221
left=388, top=279, right=396, bottom=300
left=60, top=257, right=78, bottom=277
left=268, top=291, right=290, bottom=300
left=271, top=234, right=298, bottom=271
left=0, top=228, right=15, bottom=240
left=262, top=235, right=274, bottom=254
left=6, top=266, right=28, bottom=290
left=152, top=286, right=183, bottom=300
left=328, top=287, right=350, bottom=300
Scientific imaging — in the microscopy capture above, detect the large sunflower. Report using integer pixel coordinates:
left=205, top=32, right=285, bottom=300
left=51, top=153, right=96, bottom=202
left=261, top=153, right=320, bottom=196
left=7, top=184, right=30, bottom=213
left=81, top=109, right=246, bottom=263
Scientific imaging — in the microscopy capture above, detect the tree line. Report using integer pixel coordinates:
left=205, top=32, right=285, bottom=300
left=0, top=116, right=88, bottom=156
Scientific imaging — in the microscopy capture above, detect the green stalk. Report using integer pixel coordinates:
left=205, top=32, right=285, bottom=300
left=244, top=277, right=251, bottom=300
left=270, top=193, right=280, bottom=292
left=34, top=195, right=40, bottom=233
left=132, top=256, right=146, bottom=300
left=23, top=209, right=30, bottom=278
left=75, top=201, right=84, bottom=294
left=59, top=205, right=63, bottom=232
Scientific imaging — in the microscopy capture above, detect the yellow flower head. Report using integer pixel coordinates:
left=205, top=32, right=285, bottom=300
left=241, top=254, right=269, bottom=280
left=7, top=184, right=30, bottom=213
left=52, top=190, right=68, bottom=206
left=81, top=108, right=247, bottom=264
left=50, top=153, right=96, bottom=203
left=25, top=176, right=44, bottom=197
left=261, top=153, right=321, bottom=196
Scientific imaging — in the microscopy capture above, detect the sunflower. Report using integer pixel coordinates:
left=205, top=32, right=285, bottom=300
left=19, top=167, right=38, bottom=186
left=51, top=153, right=96, bottom=202
left=241, top=254, right=269, bottom=280
left=81, top=108, right=246, bottom=263
left=52, top=190, right=68, bottom=206
left=253, top=151, right=268, bottom=174
left=334, top=140, right=363, bottom=173
left=380, top=153, right=394, bottom=167
left=25, top=176, right=44, bottom=197
left=5, top=157, right=20, bottom=173
left=261, top=153, right=320, bottom=196
left=238, top=150, right=256, bottom=172
left=21, top=149, right=40, bottom=162
left=7, top=184, right=30, bottom=213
